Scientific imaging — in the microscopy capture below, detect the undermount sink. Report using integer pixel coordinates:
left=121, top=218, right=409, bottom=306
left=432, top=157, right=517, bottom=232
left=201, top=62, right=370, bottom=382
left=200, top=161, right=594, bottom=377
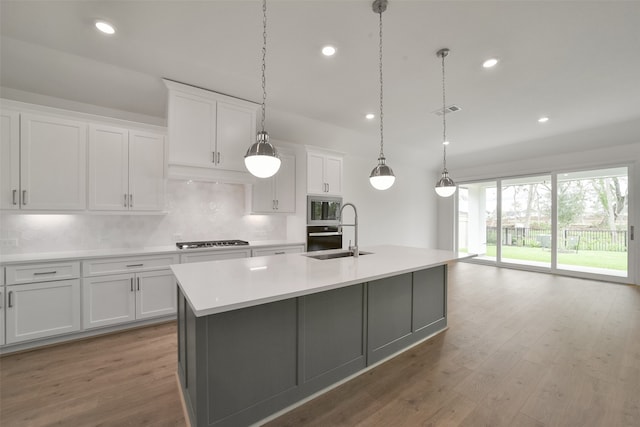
left=304, top=250, right=372, bottom=260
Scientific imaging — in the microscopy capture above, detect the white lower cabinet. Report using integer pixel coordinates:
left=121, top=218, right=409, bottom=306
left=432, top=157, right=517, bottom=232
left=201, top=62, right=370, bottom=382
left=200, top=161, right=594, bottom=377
left=5, top=279, right=81, bottom=344
left=82, top=269, right=176, bottom=330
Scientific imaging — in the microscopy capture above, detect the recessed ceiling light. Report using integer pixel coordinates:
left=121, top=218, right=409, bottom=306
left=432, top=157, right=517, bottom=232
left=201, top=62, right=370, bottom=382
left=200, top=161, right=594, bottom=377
left=322, top=45, right=336, bottom=56
left=538, top=117, right=549, bottom=123
left=482, top=58, right=498, bottom=68
left=365, top=113, right=375, bottom=120
left=95, top=20, right=116, bottom=35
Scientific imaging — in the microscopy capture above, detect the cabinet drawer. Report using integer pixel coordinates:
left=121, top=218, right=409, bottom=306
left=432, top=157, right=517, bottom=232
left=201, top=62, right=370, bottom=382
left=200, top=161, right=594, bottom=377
left=180, top=248, right=251, bottom=264
left=82, top=254, right=179, bottom=277
left=6, top=261, right=80, bottom=285
left=251, top=245, right=305, bottom=257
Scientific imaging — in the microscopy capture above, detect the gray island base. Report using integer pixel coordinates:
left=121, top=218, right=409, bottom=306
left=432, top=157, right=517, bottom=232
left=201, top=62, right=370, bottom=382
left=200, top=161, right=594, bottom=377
left=172, top=246, right=469, bottom=427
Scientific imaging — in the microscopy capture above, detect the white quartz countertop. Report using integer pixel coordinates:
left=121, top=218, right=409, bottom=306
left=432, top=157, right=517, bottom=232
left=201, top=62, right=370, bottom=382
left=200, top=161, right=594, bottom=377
left=171, top=245, right=474, bottom=317
left=0, top=240, right=305, bottom=265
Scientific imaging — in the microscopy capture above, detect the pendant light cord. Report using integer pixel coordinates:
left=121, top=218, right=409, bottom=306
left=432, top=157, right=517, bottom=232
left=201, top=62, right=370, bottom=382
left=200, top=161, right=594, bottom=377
left=261, top=0, right=267, bottom=133
left=441, top=50, right=447, bottom=170
left=378, top=7, right=385, bottom=159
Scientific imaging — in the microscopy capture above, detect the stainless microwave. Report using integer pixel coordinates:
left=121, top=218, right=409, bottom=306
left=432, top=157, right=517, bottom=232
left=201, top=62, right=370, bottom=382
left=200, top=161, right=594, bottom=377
left=307, top=195, right=342, bottom=225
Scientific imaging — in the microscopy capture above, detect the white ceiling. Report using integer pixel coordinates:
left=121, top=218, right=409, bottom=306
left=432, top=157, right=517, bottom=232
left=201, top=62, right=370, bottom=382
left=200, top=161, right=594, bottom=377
left=2, top=0, right=640, bottom=168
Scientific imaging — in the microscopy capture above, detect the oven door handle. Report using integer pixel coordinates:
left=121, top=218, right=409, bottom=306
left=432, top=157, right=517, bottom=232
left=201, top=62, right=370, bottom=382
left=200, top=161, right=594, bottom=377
left=308, top=232, right=342, bottom=237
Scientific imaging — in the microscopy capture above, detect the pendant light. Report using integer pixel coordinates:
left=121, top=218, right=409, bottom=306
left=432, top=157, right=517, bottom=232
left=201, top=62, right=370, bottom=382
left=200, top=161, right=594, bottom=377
left=435, top=48, right=456, bottom=197
left=245, top=0, right=281, bottom=179
left=369, top=0, right=395, bottom=191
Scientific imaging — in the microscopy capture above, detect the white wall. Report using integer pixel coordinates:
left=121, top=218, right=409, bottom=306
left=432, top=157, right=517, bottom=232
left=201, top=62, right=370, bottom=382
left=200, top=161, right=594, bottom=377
left=269, top=108, right=439, bottom=250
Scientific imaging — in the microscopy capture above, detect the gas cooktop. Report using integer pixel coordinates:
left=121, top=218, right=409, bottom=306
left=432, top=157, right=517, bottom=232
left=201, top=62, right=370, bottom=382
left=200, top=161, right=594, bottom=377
left=176, top=240, right=250, bottom=250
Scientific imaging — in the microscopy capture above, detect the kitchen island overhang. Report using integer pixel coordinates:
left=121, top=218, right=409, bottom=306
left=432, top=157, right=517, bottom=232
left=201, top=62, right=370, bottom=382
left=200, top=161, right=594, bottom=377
left=171, top=246, right=474, bottom=427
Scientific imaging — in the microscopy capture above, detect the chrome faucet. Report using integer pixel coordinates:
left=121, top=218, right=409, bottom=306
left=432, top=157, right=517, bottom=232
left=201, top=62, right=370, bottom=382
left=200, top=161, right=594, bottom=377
left=339, top=202, right=359, bottom=257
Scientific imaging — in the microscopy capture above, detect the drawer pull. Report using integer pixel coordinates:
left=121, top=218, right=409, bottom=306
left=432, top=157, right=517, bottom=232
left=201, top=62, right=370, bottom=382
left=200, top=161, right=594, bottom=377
left=8, top=291, right=13, bottom=308
left=126, top=264, right=144, bottom=268
left=33, top=271, right=57, bottom=275
left=137, top=277, right=140, bottom=291
left=275, top=251, right=285, bottom=255
left=130, top=278, right=134, bottom=292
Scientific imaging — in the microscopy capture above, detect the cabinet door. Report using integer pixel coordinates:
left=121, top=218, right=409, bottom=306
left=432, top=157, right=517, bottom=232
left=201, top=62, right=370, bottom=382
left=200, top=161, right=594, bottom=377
left=82, top=274, right=136, bottom=329
left=307, top=152, right=326, bottom=194
left=251, top=177, right=275, bottom=213
left=88, top=124, right=129, bottom=210
left=136, top=269, right=177, bottom=319
left=275, top=153, right=296, bottom=213
left=324, top=155, right=343, bottom=195
left=129, top=130, right=165, bottom=211
left=215, top=101, right=256, bottom=172
left=168, top=90, right=216, bottom=167
left=0, top=110, right=20, bottom=210
left=5, top=279, right=81, bottom=344
left=20, top=113, right=87, bottom=210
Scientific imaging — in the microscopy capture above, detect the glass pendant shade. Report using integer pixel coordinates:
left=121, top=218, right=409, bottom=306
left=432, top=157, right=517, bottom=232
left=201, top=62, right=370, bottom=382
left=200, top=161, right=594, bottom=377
left=370, top=156, right=395, bottom=190
left=244, top=131, right=281, bottom=178
left=435, top=169, right=456, bottom=197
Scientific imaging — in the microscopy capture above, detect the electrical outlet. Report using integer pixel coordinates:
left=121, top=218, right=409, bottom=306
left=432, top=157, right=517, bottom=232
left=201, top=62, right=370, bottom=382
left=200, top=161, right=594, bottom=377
left=0, top=238, right=18, bottom=249
left=173, top=233, right=183, bottom=241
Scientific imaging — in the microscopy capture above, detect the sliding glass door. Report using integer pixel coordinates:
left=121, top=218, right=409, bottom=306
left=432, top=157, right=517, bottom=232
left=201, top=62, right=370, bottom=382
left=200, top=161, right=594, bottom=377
left=556, top=167, right=628, bottom=277
left=457, top=166, right=631, bottom=282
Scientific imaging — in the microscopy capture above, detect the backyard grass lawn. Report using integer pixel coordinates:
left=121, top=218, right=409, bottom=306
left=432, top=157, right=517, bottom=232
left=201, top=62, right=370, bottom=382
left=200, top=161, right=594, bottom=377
left=483, top=246, right=627, bottom=271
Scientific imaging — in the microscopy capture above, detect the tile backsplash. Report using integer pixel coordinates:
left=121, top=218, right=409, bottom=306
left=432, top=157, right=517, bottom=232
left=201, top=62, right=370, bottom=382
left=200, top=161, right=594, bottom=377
left=0, top=181, right=287, bottom=255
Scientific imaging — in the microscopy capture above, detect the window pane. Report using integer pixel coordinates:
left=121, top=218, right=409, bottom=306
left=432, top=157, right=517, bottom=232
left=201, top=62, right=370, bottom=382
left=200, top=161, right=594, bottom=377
left=501, top=176, right=552, bottom=268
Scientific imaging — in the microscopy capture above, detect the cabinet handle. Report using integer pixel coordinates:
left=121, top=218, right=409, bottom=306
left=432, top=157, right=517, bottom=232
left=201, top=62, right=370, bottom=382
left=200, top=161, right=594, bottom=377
left=130, top=278, right=134, bottom=292
left=126, top=264, right=144, bottom=268
left=137, top=277, right=140, bottom=291
left=275, top=251, right=285, bottom=255
left=12, top=189, right=17, bottom=205
left=33, top=271, right=57, bottom=275
left=217, top=152, right=221, bottom=164
left=275, top=200, right=279, bottom=210
left=22, top=190, right=27, bottom=205
left=8, top=291, right=13, bottom=308
left=129, top=194, right=133, bottom=208
left=124, top=193, right=128, bottom=208
left=212, top=151, right=216, bottom=163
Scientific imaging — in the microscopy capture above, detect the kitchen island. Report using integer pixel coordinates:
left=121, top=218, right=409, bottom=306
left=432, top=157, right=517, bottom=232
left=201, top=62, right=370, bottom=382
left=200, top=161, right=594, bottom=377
left=171, top=245, right=472, bottom=427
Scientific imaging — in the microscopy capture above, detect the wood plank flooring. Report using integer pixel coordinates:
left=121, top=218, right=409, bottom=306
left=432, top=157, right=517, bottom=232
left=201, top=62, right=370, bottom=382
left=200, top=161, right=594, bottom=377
left=1, top=263, right=639, bottom=426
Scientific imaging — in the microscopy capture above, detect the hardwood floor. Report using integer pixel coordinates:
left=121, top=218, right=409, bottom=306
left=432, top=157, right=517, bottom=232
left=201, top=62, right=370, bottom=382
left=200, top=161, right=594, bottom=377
left=1, top=263, right=638, bottom=426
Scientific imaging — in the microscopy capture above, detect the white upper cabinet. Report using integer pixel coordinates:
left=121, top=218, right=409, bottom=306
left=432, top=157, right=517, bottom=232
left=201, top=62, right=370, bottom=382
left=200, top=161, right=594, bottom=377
left=251, top=152, right=296, bottom=213
left=89, top=125, right=165, bottom=211
left=165, top=80, right=259, bottom=182
left=128, top=130, right=165, bottom=211
left=216, top=102, right=256, bottom=172
left=0, top=110, right=20, bottom=210
left=20, top=113, right=87, bottom=210
left=167, top=88, right=217, bottom=167
left=307, top=151, right=343, bottom=195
